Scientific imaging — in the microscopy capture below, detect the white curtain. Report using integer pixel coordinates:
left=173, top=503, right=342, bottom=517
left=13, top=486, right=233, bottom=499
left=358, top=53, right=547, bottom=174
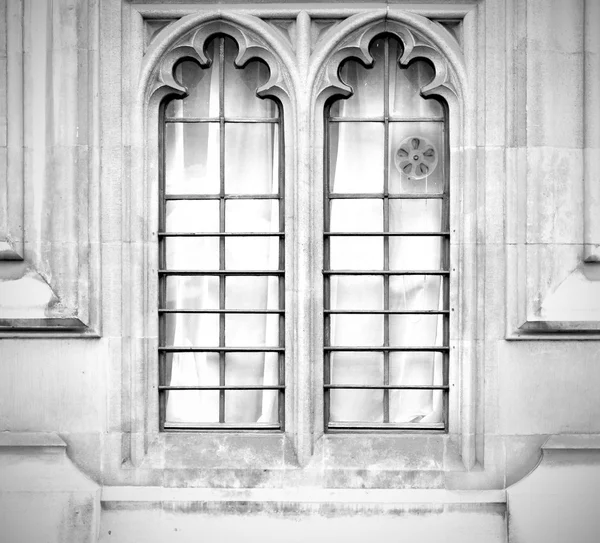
left=329, top=40, right=444, bottom=424
left=164, top=41, right=279, bottom=425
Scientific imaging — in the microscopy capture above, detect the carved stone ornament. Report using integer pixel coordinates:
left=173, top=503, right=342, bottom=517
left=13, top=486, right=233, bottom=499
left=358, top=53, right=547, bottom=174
left=310, top=13, right=463, bottom=109
left=143, top=16, right=295, bottom=108
left=395, top=136, right=438, bottom=179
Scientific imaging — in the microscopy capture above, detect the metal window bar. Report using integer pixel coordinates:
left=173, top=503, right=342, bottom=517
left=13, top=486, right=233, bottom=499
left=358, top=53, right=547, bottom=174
left=158, top=36, right=285, bottom=431
left=324, top=36, right=450, bottom=431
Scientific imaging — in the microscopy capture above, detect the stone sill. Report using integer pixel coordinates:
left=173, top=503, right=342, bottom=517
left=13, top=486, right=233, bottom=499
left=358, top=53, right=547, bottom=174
left=101, top=486, right=506, bottom=505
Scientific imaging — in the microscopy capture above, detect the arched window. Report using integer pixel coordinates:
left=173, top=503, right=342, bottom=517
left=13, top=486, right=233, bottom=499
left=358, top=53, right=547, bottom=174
left=158, top=35, right=285, bottom=430
left=323, top=35, right=449, bottom=430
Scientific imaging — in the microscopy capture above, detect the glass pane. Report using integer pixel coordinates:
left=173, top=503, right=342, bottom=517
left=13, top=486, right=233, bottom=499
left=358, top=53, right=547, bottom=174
left=330, top=236, right=383, bottom=270
left=329, top=389, right=383, bottom=423
left=224, top=123, right=279, bottom=194
left=330, top=38, right=385, bottom=118
left=164, top=314, right=219, bottom=346
left=328, top=276, right=383, bottom=310
left=389, top=122, right=445, bottom=194
left=329, top=200, right=382, bottom=232
left=226, top=237, right=280, bottom=271
left=164, top=352, right=220, bottom=385
left=164, top=238, right=219, bottom=270
left=225, top=391, right=278, bottom=423
left=225, top=353, right=279, bottom=385
left=225, top=314, right=279, bottom=347
left=389, top=390, right=443, bottom=423
left=165, top=123, right=220, bottom=194
left=328, top=122, right=384, bottom=193
left=165, top=201, right=220, bottom=232
left=329, top=315, right=383, bottom=347
left=165, top=390, right=220, bottom=424
left=330, top=352, right=383, bottom=385
left=389, top=275, right=444, bottom=311
left=165, top=58, right=217, bottom=119
left=226, top=200, right=280, bottom=233
left=225, top=276, right=280, bottom=310
left=389, top=351, right=443, bottom=386
left=224, top=37, right=277, bottom=119
left=389, top=236, right=443, bottom=270
left=164, top=276, right=220, bottom=310
left=389, top=199, right=443, bottom=232
left=389, top=314, right=444, bottom=347
left=389, top=58, right=444, bottom=118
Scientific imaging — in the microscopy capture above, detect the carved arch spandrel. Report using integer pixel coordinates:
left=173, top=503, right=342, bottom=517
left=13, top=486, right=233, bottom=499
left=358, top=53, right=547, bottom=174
left=140, top=13, right=299, bottom=108
left=306, top=12, right=480, bottom=471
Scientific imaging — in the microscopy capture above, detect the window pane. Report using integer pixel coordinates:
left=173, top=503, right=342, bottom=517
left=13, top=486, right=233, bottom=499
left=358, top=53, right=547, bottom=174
left=389, top=237, right=443, bottom=270
left=329, top=236, right=383, bottom=270
left=164, top=277, right=220, bottom=310
left=164, top=314, right=219, bottom=346
left=329, top=276, right=383, bottom=310
left=389, top=275, right=444, bottom=311
left=330, top=38, right=385, bottom=118
left=224, top=37, right=277, bottom=119
left=329, top=390, right=383, bottom=423
left=165, top=201, right=220, bottom=232
left=165, top=390, right=220, bottom=425
left=329, top=200, right=382, bottom=232
left=389, top=314, right=444, bottom=347
left=226, top=237, right=280, bottom=271
left=330, top=352, right=383, bottom=384
left=166, top=59, right=217, bottom=119
left=389, top=390, right=443, bottom=423
left=225, top=314, right=279, bottom=347
left=165, top=123, right=220, bottom=194
left=224, top=123, right=279, bottom=194
left=164, top=238, right=219, bottom=270
left=329, top=315, right=383, bottom=347
left=226, top=200, right=280, bottom=233
left=328, top=122, right=384, bottom=193
left=225, top=353, right=279, bottom=385
left=389, top=199, right=443, bottom=232
left=389, top=59, right=444, bottom=118
left=389, top=122, right=445, bottom=194
left=389, top=352, right=443, bottom=386
left=225, top=276, right=280, bottom=310
left=225, top=391, right=278, bottom=423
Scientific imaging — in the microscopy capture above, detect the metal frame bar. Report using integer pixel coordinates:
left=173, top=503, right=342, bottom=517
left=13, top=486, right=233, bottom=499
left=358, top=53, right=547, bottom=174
left=158, top=35, right=285, bottom=431
left=323, top=35, right=450, bottom=431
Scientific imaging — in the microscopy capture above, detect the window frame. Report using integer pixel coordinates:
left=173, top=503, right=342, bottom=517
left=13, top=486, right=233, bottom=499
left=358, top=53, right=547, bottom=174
left=157, top=36, right=287, bottom=432
left=121, top=5, right=480, bottom=475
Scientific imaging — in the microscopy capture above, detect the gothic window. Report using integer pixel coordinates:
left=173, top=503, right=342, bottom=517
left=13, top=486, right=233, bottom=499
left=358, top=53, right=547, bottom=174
left=323, top=35, right=449, bottom=430
left=158, top=36, right=285, bottom=430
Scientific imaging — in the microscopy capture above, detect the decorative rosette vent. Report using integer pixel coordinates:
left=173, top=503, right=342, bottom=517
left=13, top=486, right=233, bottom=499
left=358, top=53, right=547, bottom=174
left=394, top=136, right=438, bottom=180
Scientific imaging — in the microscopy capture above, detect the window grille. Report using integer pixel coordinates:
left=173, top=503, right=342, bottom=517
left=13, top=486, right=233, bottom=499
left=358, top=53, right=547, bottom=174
left=324, top=35, right=450, bottom=430
left=158, top=36, right=285, bottom=430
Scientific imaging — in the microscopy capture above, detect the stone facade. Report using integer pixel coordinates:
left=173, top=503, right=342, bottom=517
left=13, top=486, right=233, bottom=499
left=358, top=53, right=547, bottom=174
left=0, top=0, right=599, bottom=541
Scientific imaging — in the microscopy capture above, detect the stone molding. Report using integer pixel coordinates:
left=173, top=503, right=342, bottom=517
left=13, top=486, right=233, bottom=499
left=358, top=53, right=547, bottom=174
left=505, top=0, right=600, bottom=339
left=0, top=0, right=101, bottom=336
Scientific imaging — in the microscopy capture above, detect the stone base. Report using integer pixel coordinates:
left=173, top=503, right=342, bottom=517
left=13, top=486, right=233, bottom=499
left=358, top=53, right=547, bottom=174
left=0, top=432, right=100, bottom=543
left=507, top=435, right=600, bottom=543
left=100, top=488, right=507, bottom=543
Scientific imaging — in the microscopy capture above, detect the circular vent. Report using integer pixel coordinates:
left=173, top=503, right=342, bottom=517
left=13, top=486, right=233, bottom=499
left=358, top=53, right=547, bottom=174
left=394, top=136, right=438, bottom=180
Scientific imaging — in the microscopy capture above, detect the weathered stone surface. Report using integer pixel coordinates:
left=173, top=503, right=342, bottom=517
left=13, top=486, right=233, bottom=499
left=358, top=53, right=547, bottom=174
left=507, top=435, right=600, bottom=543
left=0, top=432, right=100, bottom=543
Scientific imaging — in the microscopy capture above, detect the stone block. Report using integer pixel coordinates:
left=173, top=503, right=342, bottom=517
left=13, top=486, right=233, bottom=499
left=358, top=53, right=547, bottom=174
left=507, top=435, right=600, bottom=543
left=0, top=432, right=100, bottom=543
